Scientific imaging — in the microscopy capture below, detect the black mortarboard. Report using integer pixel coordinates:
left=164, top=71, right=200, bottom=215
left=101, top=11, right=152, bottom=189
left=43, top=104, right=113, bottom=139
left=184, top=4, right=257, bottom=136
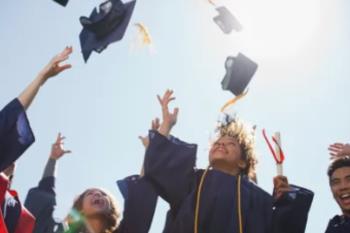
left=221, top=53, right=258, bottom=96
left=213, top=6, right=242, bottom=34
left=52, top=0, right=69, bottom=7
left=79, top=0, right=137, bottom=62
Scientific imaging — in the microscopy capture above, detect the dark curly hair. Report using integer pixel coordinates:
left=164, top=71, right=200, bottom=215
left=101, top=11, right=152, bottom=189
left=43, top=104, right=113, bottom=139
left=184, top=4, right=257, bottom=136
left=213, top=114, right=258, bottom=181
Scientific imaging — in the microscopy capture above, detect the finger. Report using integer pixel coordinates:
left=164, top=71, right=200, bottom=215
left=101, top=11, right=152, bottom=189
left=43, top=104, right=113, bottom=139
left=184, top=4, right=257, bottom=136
left=151, top=119, right=157, bottom=130
left=165, top=97, right=176, bottom=105
left=276, top=187, right=292, bottom=194
left=330, top=152, right=339, bottom=157
left=329, top=143, right=344, bottom=149
left=56, top=64, right=72, bottom=73
left=61, top=46, right=73, bottom=57
left=163, top=89, right=172, bottom=101
left=273, top=176, right=288, bottom=187
left=275, top=183, right=289, bottom=190
left=328, top=147, right=340, bottom=153
left=56, top=133, right=61, bottom=142
left=58, top=63, right=72, bottom=70
left=155, top=118, right=160, bottom=128
left=173, top=107, right=179, bottom=117
left=157, top=95, right=163, bottom=105
left=164, top=90, right=174, bottom=102
left=53, top=53, right=70, bottom=64
left=328, top=145, right=341, bottom=151
left=276, top=175, right=288, bottom=183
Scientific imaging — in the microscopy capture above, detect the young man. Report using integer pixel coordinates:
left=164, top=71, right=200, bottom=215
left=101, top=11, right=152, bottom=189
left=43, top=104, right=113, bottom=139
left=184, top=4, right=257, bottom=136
left=325, top=143, right=350, bottom=233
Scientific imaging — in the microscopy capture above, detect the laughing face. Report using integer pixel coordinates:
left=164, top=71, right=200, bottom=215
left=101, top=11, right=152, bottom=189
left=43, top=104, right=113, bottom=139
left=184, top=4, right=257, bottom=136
left=330, top=166, right=350, bottom=216
left=81, top=188, right=112, bottom=217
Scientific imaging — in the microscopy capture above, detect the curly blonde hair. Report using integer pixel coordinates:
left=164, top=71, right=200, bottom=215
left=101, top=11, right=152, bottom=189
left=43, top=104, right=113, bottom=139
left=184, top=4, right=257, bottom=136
left=71, top=188, right=121, bottom=233
left=214, top=114, right=258, bottom=181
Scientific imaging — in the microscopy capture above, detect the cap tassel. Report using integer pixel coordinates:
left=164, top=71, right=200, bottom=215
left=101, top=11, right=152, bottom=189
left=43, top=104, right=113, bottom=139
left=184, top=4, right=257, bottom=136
left=220, top=90, right=248, bottom=112
left=135, top=23, right=152, bottom=46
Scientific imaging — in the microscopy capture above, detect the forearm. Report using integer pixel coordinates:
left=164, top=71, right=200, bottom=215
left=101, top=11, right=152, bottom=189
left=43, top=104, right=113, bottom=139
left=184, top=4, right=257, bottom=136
left=18, top=73, right=47, bottom=111
left=42, top=157, right=57, bottom=178
left=158, top=122, right=171, bottom=137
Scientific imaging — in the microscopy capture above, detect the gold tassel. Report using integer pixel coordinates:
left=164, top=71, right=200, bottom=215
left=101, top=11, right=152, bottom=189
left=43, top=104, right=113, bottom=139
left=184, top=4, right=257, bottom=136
left=220, top=90, right=248, bottom=112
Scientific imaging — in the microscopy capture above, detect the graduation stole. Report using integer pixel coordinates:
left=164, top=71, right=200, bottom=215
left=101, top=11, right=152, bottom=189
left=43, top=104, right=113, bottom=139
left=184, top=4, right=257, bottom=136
left=194, top=168, right=243, bottom=233
left=0, top=175, right=9, bottom=233
left=262, top=129, right=285, bottom=175
left=0, top=175, right=35, bottom=233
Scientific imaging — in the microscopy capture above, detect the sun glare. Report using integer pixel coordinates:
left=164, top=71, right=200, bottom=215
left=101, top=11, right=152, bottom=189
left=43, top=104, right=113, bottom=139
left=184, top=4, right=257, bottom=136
left=222, top=0, right=321, bottom=59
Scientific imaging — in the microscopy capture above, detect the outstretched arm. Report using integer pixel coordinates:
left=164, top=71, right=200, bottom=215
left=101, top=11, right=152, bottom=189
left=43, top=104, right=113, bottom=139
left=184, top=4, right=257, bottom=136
left=42, top=132, right=71, bottom=179
left=18, top=46, right=73, bottom=110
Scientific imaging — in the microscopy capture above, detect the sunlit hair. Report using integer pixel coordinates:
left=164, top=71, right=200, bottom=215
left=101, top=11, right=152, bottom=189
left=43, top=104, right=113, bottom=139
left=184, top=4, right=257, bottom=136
left=211, top=114, right=258, bottom=182
left=71, top=188, right=121, bottom=233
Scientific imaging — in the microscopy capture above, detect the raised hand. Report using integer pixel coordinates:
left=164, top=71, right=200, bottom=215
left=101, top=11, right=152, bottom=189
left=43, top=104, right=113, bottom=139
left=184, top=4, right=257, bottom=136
left=139, top=118, right=160, bottom=148
left=157, top=89, right=179, bottom=137
left=50, top=133, right=71, bottom=160
left=328, top=143, right=350, bottom=159
left=273, top=175, right=292, bottom=200
left=18, top=46, right=73, bottom=110
left=39, top=46, right=73, bottom=83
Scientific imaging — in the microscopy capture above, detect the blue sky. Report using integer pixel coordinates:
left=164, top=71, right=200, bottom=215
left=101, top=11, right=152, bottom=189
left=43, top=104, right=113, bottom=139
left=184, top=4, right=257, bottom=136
left=1, top=0, right=350, bottom=232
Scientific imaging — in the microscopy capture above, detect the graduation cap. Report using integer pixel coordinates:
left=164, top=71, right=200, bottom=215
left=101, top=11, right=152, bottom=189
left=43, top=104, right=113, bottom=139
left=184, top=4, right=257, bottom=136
left=213, top=6, right=242, bottom=34
left=79, top=0, right=137, bottom=62
left=221, top=53, right=258, bottom=96
left=52, top=0, right=69, bottom=7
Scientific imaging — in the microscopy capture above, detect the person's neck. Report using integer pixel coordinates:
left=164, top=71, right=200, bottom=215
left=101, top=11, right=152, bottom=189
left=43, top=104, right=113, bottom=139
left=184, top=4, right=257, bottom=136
left=343, top=210, right=350, bottom=218
left=211, top=163, right=240, bottom=176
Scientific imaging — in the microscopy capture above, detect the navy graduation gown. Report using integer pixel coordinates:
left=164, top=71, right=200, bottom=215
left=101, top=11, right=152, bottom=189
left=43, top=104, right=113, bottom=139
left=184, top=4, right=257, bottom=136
left=325, top=215, right=350, bottom=233
left=144, top=130, right=273, bottom=233
left=25, top=175, right=157, bottom=233
left=271, top=185, right=314, bottom=233
left=0, top=98, right=35, bottom=172
left=116, top=175, right=158, bottom=233
left=144, top=130, right=314, bottom=233
left=24, top=176, right=57, bottom=233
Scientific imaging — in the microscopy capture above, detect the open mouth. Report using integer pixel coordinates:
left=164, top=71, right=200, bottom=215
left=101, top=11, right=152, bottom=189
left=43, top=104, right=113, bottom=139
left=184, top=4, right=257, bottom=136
left=91, top=197, right=107, bottom=209
left=338, top=193, right=350, bottom=206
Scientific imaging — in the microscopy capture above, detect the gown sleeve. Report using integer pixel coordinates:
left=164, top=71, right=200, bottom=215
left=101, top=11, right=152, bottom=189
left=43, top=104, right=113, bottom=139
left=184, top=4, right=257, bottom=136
left=272, top=185, right=314, bottom=233
left=0, top=98, right=35, bottom=172
left=115, top=175, right=158, bottom=233
left=24, top=175, right=57, bottom=233
left=144, top=130, right=197, bottom=209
